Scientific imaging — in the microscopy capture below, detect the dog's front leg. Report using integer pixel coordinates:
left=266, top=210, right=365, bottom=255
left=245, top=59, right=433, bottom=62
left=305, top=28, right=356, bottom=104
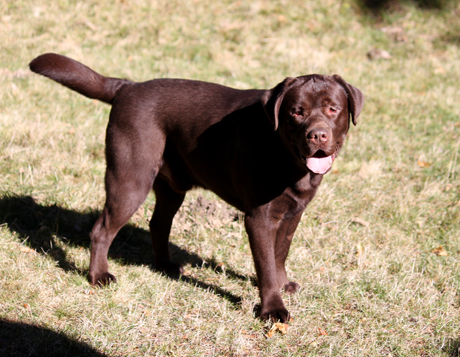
left=274, top=211, right=303, bottom=295
left=245, top=209, right=290, bottom=322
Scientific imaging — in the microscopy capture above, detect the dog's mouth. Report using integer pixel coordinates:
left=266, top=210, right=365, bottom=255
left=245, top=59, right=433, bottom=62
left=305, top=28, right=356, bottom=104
left=302, top=149, right=338, bottom=175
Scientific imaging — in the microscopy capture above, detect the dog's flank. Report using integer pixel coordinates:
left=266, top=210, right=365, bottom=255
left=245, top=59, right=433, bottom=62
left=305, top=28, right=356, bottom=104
left=30, top=53, right=364, bottom=322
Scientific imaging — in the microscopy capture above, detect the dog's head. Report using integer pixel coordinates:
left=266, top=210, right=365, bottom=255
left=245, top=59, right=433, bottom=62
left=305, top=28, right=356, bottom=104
left=262, top=75, right=364, bottom=174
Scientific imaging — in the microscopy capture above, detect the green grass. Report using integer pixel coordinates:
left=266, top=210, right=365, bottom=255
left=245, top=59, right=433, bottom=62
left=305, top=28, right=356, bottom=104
left=1, top=0, right=460, bottom=355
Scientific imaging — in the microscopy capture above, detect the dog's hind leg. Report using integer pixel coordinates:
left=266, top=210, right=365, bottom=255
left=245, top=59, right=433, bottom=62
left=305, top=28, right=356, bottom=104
left=150, top=178, right=185, bottom=275
left=88, top=127, right=161, bottom=286
left=88, top=172, right=155, bottom=285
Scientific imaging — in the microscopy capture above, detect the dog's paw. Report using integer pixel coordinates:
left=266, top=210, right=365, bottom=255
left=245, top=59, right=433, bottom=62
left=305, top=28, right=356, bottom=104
left=155, top=261, right=184, bottom=276
left=88, top=272, right=117, bottom=286
left=260, top=306, right=290, bottom=323
left=283, top=281, right=300, bottom=294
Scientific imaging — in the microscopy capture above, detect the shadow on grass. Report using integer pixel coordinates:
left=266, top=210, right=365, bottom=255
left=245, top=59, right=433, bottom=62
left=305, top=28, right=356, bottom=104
left=358, top=0, right=454, bottom=14
left=0, top=319, right=108, bottom=357
left=445, top=338, right=460, bottom=357
left=357, top=0, right=460, bottom=49
left=0, top=193, right=245, bottom=307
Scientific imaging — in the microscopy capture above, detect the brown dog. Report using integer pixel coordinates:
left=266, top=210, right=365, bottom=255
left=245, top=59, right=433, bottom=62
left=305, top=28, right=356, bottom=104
left=29, top=53, right=364, bottom=322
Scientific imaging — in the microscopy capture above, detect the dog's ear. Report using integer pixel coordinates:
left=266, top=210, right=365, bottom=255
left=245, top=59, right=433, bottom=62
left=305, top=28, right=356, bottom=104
left=332, top=75, right=364, bottom=126
left=261, top=77, right=298, bottom=131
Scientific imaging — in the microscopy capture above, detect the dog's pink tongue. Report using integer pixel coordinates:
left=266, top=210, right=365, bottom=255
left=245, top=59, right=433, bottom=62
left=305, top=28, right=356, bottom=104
left=306, top=156, right=334, bottom=174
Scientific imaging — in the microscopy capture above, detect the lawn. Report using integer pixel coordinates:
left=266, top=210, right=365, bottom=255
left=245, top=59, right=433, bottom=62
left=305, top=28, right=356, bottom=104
left=1, top=0, right=459, bottom=355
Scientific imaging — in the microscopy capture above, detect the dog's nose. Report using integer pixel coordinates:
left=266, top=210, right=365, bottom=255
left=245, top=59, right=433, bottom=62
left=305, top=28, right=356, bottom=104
left=307, top=128, right=329, bottom=146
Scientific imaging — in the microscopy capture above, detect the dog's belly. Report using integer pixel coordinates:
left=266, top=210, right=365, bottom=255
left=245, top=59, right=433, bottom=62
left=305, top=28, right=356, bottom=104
left=158, top=164, right=194, bottom=193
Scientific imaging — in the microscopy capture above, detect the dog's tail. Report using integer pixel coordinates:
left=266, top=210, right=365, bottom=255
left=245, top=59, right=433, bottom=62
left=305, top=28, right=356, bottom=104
left=29, top=53, right=132, bottom=104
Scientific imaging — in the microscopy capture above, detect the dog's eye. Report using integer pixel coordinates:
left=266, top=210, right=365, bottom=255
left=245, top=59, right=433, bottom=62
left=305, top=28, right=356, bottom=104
left=329, top=107, right=338, bottom=114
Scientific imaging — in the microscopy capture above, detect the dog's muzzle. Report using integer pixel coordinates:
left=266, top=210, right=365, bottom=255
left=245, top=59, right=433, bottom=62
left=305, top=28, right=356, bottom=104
left=305, top=151, right=337, bottom=174
left=303, top=126, right=337, bottom=174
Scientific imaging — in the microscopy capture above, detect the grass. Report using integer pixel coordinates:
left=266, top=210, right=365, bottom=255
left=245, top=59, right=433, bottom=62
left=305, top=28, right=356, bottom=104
left=1, top=0, right=460, bottom=355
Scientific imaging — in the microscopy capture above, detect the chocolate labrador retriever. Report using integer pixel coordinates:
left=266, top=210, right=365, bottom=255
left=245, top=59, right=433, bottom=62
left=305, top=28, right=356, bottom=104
left=29, top=53, right=364, bottom=322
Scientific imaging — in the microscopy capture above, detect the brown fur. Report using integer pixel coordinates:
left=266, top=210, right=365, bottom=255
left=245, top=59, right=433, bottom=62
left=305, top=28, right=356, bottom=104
left=30, top=53, right=364, bottom=322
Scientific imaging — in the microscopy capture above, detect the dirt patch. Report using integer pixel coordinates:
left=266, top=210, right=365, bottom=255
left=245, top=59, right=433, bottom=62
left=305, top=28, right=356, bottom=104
left=174, top=195, right=242, bottom=230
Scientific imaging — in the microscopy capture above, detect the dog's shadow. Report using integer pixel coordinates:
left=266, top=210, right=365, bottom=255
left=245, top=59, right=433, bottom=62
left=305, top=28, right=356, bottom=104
left=0, top=319, right=109, bottom=357
left=0, top=194, right=250, bottom=308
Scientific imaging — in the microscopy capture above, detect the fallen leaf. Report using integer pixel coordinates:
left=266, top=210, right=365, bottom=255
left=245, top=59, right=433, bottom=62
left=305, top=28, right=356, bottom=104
left=417, top=160, right=431, bottom=168
left=367, top=48, right=392, bottom=60
left=431, top=246, right=448, bottom=256
left=355, top=243, right=364, bottom=257
left=318, top=327, right=328, bottom=336
left=276, top=323, right=288, bottom=334
left=381, top=26, right=407, bottom=42
left=351, top=217, right=370, bottom=227
left=240, top=330, right=257, bottom=339
left=265, top=322, right=289, bottom=338
left=434, top=67, right=445, bottom=75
